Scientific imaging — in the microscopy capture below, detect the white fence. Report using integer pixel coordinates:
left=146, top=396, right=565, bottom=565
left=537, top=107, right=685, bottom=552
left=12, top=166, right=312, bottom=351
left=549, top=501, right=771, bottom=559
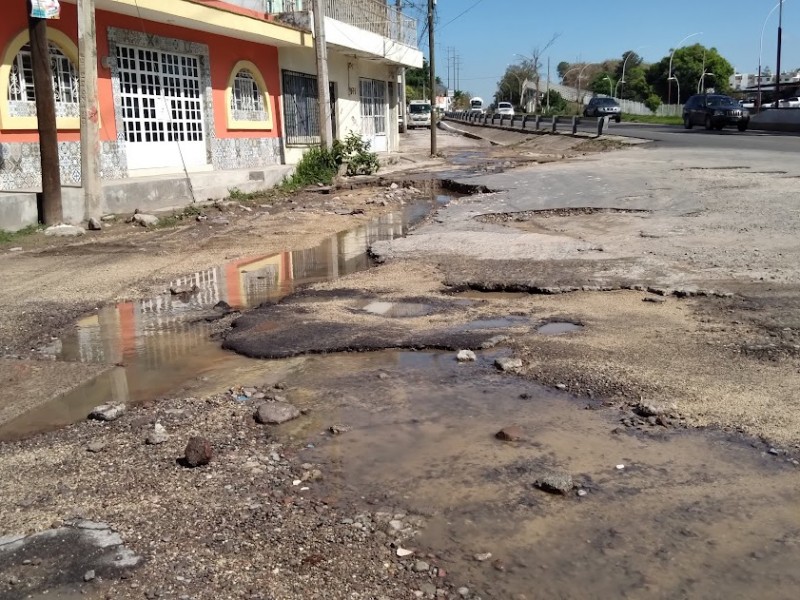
left=530, top=80, right=683, bottom=117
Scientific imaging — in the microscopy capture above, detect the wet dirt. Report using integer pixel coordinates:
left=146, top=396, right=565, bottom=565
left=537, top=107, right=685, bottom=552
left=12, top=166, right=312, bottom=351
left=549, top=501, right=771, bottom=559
left=258, top=349, right=800, bottom=600
left=537, top=321, right=584, bottom=335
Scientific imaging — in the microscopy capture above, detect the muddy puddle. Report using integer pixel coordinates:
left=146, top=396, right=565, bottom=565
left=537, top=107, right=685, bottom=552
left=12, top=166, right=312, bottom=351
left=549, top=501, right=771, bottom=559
left=0, top=197, right=454, bottom=440
left=267, top=350, right=800, bottom=599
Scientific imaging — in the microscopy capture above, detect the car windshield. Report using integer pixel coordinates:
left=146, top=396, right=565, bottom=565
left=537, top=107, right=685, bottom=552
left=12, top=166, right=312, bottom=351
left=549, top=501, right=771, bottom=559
left=706, top=96, right=738, bottom=108
left=596, top=98, right=618, bottom=105
left=409, top=104, right=431, bottom=114
left=498, top=103, right=512, bottom=109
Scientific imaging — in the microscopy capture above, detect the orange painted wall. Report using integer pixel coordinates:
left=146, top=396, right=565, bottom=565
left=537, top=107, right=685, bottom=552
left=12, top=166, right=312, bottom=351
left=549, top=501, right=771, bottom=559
left=1, top=2, right=283, bottom=143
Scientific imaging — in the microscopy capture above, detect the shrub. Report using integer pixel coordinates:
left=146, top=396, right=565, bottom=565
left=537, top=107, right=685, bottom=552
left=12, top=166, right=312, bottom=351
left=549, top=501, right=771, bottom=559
left=338, top=132, right=380, bottom=176
left=644, top=94, right=662, bottom=113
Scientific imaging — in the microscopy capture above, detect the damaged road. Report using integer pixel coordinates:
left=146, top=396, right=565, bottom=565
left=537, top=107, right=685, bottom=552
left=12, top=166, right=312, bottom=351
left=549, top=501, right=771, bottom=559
left=2, top=129, right=800, bottom=599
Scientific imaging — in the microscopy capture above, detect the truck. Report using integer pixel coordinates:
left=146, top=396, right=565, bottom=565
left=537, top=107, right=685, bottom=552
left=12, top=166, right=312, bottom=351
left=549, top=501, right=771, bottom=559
left=407, top=100, right=432, bottom=129
left=469, top=97, right=485, bottom=114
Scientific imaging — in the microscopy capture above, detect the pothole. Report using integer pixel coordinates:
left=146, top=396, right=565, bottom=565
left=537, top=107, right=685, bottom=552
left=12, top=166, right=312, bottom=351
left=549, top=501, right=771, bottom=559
left=478, top=207, right=651, bottom=224
left=537, top=321, right=584, bottom=335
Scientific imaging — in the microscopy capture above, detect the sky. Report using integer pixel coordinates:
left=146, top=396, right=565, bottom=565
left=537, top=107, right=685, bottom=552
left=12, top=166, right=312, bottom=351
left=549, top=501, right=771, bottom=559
left=408, top=0, right=799, bottom=101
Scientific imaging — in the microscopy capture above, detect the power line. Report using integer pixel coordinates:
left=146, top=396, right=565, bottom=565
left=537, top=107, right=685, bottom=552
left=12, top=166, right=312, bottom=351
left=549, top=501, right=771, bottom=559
left=438, top=0, right=486, bottom=30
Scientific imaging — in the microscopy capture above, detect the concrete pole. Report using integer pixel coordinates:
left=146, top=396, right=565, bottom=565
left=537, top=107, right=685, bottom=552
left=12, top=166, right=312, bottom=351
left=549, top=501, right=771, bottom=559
left=776, top=0, right=784, bottom=108
left=78, top=0, right=102, bottom=220
left=397, top=0, right=406, bottom=133
left=427, top=0, right=437, bottom=156
left=27, top=0, right=62, bottom=224
left=312, top=0, right=333, bottom=148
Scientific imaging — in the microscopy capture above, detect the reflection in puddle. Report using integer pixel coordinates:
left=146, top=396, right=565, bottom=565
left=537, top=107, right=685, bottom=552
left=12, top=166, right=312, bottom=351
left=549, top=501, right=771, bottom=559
left=537, top=321, right=583, bottom=335
left=361, top=301, right=437, bottom=318
left=283, top=351, right=800, bottom=600
left=15, top=202, right=447, bottom=438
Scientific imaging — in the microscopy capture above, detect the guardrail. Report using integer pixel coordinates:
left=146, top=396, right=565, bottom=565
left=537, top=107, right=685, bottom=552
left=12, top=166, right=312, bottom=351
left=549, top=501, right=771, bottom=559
left=444, top=111, right=612, bottom=136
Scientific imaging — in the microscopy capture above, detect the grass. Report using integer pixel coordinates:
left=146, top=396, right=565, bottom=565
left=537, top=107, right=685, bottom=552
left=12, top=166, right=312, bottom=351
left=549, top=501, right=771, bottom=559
left=0, top=224, right=40, bottom=245
left=622, top=113, right=683, bottom=126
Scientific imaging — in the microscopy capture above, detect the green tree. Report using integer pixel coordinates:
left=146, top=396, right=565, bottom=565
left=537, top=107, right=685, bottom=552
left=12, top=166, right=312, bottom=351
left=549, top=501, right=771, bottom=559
left=557, top=61, right=571, bottom=79
left=589, top=71, right=615, bottom=96
left=646, top=43, right=734, bottom=103
left=405, top=59, right=442, bottom=101
left=452, top=90, right=472, bottom=110
left=542, top=89, right=567, bottom=114
left=494, top=63, right=535, bottom=107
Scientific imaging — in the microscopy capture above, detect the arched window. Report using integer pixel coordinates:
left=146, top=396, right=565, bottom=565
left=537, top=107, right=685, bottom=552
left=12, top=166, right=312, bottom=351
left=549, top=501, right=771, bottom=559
left=0, top=29, right=80, bottom=129
left=226, top=61, right=272, bottom=130
left=8, top=41, right=79, bottom=114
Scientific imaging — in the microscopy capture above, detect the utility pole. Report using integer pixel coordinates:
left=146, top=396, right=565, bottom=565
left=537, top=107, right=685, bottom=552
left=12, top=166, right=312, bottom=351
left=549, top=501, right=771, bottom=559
left=427, top=0, right=437, bottom=156
left=775, top=0, right=784, bottom=108
left=78, top=0, right=102, bottom=220
left=397, top=0, right=406, bottom=133
left=27, top=0, right=62, bottom=224
left=312, top=0, right=333, bottom=148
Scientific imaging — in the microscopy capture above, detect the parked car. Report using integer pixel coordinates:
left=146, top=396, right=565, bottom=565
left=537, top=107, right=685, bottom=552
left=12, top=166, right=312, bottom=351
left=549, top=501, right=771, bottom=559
left=682, top=94, right=749, bottom=131
left=583, top=97, right=622, bottom=122
left=496, top=102, right=515, bottom=117
left=779, top=96, right=800, bottom=108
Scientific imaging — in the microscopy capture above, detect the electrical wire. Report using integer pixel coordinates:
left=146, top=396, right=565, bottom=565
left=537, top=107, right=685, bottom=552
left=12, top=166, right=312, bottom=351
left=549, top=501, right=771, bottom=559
left=438, top=0, right=486, bottom=30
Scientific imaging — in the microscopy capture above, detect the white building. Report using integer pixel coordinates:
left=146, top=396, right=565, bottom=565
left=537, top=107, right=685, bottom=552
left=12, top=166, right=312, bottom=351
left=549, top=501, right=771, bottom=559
left=264, top=0, right=423, bottom=162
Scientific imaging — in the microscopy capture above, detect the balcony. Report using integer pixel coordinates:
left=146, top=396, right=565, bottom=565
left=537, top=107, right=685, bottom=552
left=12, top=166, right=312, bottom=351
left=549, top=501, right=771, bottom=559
left=236, top=0, right=417, bottom=48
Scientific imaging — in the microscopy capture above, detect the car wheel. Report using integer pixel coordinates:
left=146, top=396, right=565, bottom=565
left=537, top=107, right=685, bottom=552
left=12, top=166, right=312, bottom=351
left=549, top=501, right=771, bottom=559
left=614, top=115, right=621, bottom=123
left=683, top=114, right=693, bottom=129
left=704, top=115, right=713, bottom=131
left=737, top=122, right=748, bottom=132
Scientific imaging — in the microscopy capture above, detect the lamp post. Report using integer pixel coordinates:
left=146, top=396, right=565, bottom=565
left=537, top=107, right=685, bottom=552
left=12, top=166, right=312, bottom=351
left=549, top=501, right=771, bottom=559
left=668, top=32, right=702, bottom=105
left=758, top=2, right=786, bottom=111
left=603, top=75, right=613, bottom=97
left=776, top=0, right=785, bottom=108
left=576, top=63, right=591, bottom=114
left=616, top=46, right=647, bottom=99
left=667, top=75, right=680, bottom=113
left=698, top=72, right=715, bottom=93
left=506, top=65, right=525, bottom=108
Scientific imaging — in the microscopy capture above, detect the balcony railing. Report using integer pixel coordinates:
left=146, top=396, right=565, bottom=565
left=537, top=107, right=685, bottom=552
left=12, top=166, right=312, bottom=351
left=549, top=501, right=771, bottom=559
left=258, top=0, right=418, bottom=48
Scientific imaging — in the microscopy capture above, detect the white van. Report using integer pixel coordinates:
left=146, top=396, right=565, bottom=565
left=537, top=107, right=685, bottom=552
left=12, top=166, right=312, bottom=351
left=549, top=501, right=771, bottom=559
left=407, top=100, right=432, bottom=128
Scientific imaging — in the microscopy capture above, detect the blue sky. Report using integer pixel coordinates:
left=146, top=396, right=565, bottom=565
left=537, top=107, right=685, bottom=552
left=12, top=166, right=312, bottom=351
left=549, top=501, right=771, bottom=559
left=416, top=0, right=798, bottom=100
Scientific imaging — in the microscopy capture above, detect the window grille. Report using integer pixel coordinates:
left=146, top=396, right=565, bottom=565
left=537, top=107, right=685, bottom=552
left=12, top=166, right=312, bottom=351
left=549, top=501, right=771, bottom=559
left=231, top=69, right=268, bottom=121
left=8, top=42, right=79, bottom=110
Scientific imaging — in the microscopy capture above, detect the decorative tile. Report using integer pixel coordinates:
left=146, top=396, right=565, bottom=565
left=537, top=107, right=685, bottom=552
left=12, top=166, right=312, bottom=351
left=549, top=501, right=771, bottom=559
left=211, top=137, right=282, bottom=170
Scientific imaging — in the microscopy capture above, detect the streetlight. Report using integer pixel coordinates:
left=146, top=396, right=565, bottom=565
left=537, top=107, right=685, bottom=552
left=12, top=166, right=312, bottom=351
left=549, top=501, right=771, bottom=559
left=576, top=63, right=591, bottom=114
left=667, top=75, right=680, bottom=114
left=698, top=72, right=716, bottom=93
left=506, top=65, right=525, bottom=107
left=602, top=75, right=613, bottom=97
left=616, top=46, right=647, bottom=98
left=668, top=32, right=702, bottom=105
left=759, top=1, right=787, bottom=110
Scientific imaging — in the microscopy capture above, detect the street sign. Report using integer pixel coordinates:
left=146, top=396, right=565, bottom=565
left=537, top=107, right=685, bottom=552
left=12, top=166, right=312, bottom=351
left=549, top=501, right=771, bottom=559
left=30, top=0, right=61, bottom=19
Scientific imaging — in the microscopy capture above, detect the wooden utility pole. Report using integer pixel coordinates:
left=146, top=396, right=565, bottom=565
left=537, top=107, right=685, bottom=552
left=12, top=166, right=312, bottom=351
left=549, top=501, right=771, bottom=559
left=312, top=0, right=333, bottom=149
left=775, top=0, right=784, bottom=108
left=27, top=0, right=62, bottom=224
left=78, top=0, right=102, bottom=219
left=397, top=0, right=406, bottom=133
left=427, top=0, right=437, bottom=156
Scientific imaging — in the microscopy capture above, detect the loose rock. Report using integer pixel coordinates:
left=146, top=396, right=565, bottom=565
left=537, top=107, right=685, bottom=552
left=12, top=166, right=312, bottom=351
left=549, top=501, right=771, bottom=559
left=495, top=425, right=523, bottom=442
left=534, top=472, right=574, bottom=495
left=44, top=224, right=85, bottom=237
left=255, top=401, right=301, bottom=425
left=183, top=436, right=213, bottom=467
left=494, top=357, right=523, bottom=372
left=83, top=569, right=96, bottom=582
left=413, top=560, right=430, bottom=572
left=87, top=217, right=102, bottom=231
left=456, top=349, right=476, bottom=362
left=86, top=440, right=106, bottom=453
left=474, top=552, right=492, bottom=562
left=132, top=213, right=159, bottom=227
left=146, top=423, right=169, bottom=445
left=89, top=403, right=126, bottom=422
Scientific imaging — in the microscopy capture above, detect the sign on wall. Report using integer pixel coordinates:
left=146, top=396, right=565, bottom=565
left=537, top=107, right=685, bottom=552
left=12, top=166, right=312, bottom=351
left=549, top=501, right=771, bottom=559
left=30, top=0, right=61, bottom=19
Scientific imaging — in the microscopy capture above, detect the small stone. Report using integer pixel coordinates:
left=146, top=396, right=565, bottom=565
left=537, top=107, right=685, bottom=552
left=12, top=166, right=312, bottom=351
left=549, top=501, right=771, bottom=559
left=420, top=583, right=437, bottom=596
left=8, top=575, right=20, bottom=585
left=577, top=489, right=588, bottom=497
left=378, top=372, right=390, bottom=380
left=87, top=217, right=102, bottom=231
left=495, top=425, right=523, bottom=442
left=146, top=423, right=169, bottom=445
left=643, top=296, right=667, bottom=304
left=413, top=560, right=430, bottom=572
left=768, top=447, right=780, bottom=456
left=474, top=552, right=492, bottom=562
left=132, top=213, right=159, bottom=227
left=209, top=217, right=230, bottom=226
left=390, top=182, right=399, bottom=190
left=44, top=224, right=85, bottom=237
left=492, top=559, right=506, bottom=571
left=556, top=383, right=567, bottom=390
left=328, top=424, right=352, bottom=435
left=456, top=349, right=476, bottom=362
left=634, top=402, right=672, bottom=417
left=494, top=357, right=523, bottom=372
left=84, top=570, right=96, bottom=582
left=389, top=519, right=404, bottom=531
left=87, top=440, right=106, bottom=453
left=183, top=436, right=213, bottom=467
left=396, top=547, right=414, bottom=557
left=89, top=403, right=126, bottom=422
left=458, top=588, right=470, bottom=598
left=255, top=401, right=301, bottom=425
left=481, top=335, right=510, bottom=349
left=616, top=464, right=625, bottom=470
left=100, top=214, right=116, bottom=222
left=534, top=472, right=573, bottom=495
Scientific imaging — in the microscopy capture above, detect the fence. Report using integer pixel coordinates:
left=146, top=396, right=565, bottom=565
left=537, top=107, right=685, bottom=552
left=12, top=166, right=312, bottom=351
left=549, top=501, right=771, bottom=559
left=444, top=111, right=613, bottom=136
left=322, top=0, right=417, bottom=47
left=530, top=81, right=683, bottom=117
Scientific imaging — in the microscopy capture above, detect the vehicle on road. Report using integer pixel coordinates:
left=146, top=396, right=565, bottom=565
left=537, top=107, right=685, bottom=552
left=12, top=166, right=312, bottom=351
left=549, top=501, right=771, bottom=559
left=583, top=97, right=622, bottom=122
left=779, top=96, right=800, bottom=108
left=407, top=100, right=431, bottom=129
left=496, top=101, right=514, bottom=117
left=683, top=94, right=750, bottom=131
left=469, top=97, right=485, bottom=114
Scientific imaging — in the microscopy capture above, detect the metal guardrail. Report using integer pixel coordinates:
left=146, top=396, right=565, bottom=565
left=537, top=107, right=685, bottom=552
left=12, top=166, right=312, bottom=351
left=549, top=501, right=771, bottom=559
left=444, top=111, right=612, bottom=136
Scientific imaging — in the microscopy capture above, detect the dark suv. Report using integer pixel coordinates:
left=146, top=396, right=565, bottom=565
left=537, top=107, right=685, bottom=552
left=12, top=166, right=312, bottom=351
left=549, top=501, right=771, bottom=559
left=584, top=97, right=622, bottom=122
left=683, top=94, right=749, bottom=131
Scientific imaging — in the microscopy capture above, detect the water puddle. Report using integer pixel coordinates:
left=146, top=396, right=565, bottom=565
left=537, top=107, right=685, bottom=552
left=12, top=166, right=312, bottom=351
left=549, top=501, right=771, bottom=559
left=263, top=350, right=800, bottom=600
left=2, top=198, right=455, bottom=440
left=360, top=301, right=437, bottom=318
left=537, top=321, right=584, bottom=335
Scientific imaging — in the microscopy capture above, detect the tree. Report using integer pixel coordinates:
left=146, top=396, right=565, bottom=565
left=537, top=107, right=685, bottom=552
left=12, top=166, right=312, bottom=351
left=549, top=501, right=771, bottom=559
left=513, top=34, right=561, bottom=113
left=494, top=63, right=535, bottom=107
left=452, top=90, right=472, bottom=110
left=557, top=61, right=571, bottom=79
left=542, top=89, right=567, bottom=114
left=646, top=43, right=734, bottom=103
left=589, top=71, right=615, bottom=96
left=405, top=59, right=442, bottom=100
